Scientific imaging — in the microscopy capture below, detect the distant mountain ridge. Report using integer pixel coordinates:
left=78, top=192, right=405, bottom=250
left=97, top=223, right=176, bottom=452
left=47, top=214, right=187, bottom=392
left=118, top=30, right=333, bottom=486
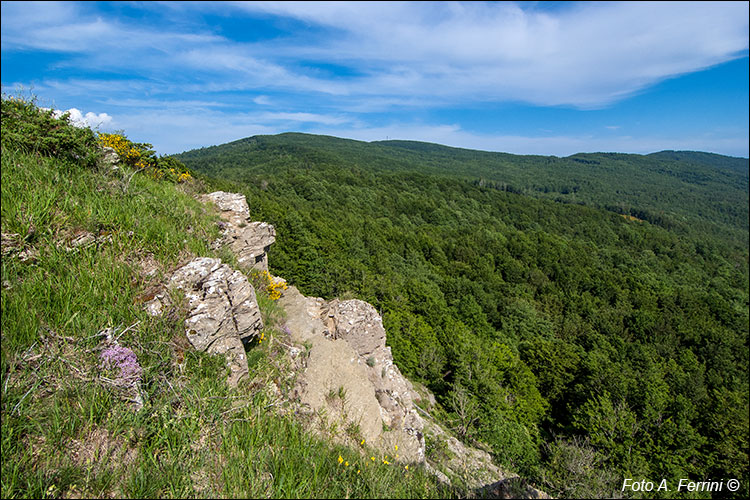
left=177, top=132, right=749, bottom=247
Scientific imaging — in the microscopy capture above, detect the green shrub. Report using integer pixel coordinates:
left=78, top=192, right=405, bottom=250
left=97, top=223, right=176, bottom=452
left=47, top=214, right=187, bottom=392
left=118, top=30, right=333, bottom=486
left=1, top=94, right=100, bottom=169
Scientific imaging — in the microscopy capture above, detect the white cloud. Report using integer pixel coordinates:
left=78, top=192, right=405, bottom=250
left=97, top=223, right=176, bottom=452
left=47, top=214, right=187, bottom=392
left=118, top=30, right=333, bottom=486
left=255, top=111, right=352, bottom=125
left=97, top=98, right=231, bottom=110
left=2, top=2, right=747, bottom=157
left=0, top=1, right=221, bottom=54
left=45, top=107, right=113, bottom=129
left=106, top=109, right=281, bottom=154
left=83, top=103, right=747, bottom=158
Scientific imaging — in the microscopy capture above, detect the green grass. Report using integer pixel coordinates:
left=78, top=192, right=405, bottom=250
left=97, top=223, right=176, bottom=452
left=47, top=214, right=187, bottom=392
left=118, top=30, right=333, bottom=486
left=1, top=96, right=457, bottom=499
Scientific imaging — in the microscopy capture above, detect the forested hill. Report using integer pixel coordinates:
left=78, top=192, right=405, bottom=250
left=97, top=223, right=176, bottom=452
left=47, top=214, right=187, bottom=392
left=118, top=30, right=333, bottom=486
left=177, top=133, right=749, bottom=247
left=177, top=133, right=749, bottom=498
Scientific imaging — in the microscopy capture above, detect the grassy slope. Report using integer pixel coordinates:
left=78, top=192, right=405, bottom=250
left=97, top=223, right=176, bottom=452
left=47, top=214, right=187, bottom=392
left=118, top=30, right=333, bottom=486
left=0, top=99, right=453, bottom=499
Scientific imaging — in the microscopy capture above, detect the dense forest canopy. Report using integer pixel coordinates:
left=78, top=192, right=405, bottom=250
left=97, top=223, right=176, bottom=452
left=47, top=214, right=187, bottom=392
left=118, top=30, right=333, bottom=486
left=177, top=134, right=749, bottom=498
left=180, top=133, right=749, bottom=247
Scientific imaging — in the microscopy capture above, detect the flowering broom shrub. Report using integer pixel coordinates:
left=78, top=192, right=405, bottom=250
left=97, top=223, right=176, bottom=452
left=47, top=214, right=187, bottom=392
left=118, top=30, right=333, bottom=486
left=250, top=269, right=288, bottom=300
left=98, top=132, right=192, bottom=183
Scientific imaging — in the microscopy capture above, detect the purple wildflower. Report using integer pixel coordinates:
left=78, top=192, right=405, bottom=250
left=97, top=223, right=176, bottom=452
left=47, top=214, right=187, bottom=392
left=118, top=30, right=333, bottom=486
left=100, top=345, right=142, bottom=382
left=281, top=324, right=292, bottom=335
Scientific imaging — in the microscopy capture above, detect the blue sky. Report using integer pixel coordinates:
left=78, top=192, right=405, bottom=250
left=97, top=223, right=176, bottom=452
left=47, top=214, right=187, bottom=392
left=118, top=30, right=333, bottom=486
left=1, top=1, right=748, bottom=157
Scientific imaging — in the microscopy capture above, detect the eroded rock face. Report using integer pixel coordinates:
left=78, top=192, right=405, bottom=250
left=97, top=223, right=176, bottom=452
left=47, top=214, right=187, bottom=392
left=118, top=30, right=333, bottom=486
left=201, top=191, right=249, bottom=222
left=326, top=299, right=425, bottom=461
left=202, top=191, right=276, bottom=271
left=142, top=192, right=273, bottom=388
left=154, top=257, right=263, bottom=387
left=280, top=287, right=425, bottom=463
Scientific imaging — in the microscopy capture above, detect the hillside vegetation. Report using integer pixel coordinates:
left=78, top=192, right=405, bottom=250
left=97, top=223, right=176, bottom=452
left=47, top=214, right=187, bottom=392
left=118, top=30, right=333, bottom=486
left=178, top=133, right=749, bottom=497
left=179, top=133, right=749, bottom=248
left=1, top=97, right=454, bottom=499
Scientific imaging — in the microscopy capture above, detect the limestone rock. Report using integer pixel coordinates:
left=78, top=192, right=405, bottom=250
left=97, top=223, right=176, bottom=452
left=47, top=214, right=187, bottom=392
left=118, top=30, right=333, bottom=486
left=189, top=191, right=547, bottom=496
left=329, top=300, right=425, bottom=463
left=201, top=191, right=276, bottom=271
left=230, top=222, right=276, bottom=270
left=166, top=257, right=263, bottom=387
left=279, top=286, right=425, bottom=463
left=201, top=191, right=250, bottom=223
left=100, top=147, right=120, bottom=170
left=324, top=299, right=386, bottom=356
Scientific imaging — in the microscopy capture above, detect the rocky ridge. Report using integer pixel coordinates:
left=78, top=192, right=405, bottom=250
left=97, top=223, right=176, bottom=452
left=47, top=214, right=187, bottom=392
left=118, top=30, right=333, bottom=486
left=147, top=190, right=547, bottom=497
left=201, top=191, right=276, bottom=271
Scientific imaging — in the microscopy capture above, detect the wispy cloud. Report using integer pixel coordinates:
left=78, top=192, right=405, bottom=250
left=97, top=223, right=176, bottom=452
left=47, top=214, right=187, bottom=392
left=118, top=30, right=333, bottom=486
left=253, top=95, right=273, bottom=106
left=81, top=104, right=747, bottom=158
left=232, top=1, right=749, bottom=107
left=5, top=2, right=747, bottom=107
left=307, top=122, right=750, bottom=158
left=106, top=109, right=280, bottom=153
left=254, top=111, right=353, bottom=126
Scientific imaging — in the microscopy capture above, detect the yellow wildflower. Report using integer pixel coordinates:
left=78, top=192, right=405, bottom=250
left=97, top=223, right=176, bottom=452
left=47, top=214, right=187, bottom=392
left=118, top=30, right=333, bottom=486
left=338, top=455, right=343, bottom=464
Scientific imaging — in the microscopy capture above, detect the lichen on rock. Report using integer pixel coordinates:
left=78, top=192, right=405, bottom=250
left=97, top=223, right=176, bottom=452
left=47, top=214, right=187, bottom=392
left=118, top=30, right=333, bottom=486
left=147, top=257, right=263, bottom=388
left=201, top=191, right=276, bottom=271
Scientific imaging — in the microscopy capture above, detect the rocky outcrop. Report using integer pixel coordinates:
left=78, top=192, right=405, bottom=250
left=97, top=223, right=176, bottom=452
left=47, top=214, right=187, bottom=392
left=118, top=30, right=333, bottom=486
left=272, top=244, right=548, bottom=497
left=99, top=147, right=120, bottom=170
left=279, top=287, right=426, bottom=463
left=147, top=257, right=263, bottom=387
left=323, top=299, right=386, bottom=355
left=201, top=191, right=276, bottom=271
left=140, top=189, right=547, bottom=497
